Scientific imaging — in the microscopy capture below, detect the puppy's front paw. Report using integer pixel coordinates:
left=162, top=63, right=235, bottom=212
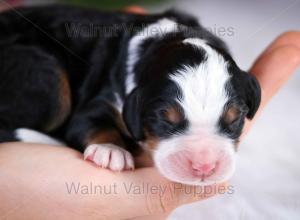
left=84, top=144, right=134, bottom=171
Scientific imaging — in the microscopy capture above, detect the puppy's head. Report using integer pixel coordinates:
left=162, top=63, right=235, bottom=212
left=123, top=38, right=260, bottom=185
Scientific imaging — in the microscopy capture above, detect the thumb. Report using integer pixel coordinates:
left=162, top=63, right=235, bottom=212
left=250, top=31, right=300, bottom=110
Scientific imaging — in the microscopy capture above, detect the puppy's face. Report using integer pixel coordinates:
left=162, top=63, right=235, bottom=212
left=124, top=38, right=260, bottom=185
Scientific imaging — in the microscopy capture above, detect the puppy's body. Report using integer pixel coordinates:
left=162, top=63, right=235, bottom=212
left=0, top=5, right=159, bottom=145
left=0, top=5, right=260, bottom=185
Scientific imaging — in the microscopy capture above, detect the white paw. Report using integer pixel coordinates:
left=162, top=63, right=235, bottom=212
left=83, top=143, right=135, bottom=171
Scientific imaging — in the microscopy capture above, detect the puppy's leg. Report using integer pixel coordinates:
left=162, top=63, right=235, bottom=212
left=0, top=45, right=71, bottom=143
left=66, top=98, right=135, bottom=171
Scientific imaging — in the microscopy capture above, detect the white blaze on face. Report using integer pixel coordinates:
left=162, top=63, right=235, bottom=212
left=173, top=38, right=230, bottom=129
left=154, top=38, right=236, bottom=185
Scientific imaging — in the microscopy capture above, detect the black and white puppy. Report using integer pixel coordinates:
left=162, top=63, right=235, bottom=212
left=0, top=5, right=260, bottom=185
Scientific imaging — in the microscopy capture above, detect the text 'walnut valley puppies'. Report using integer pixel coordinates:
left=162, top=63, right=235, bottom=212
left=0, top=5, right=260, bottom=186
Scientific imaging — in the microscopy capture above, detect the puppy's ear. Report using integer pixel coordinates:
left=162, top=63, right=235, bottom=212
left=163, top=9, right=200, bottom=27
left=123, top=88, right=144, bottom=140
left=241, top=72, right=261, bottom=119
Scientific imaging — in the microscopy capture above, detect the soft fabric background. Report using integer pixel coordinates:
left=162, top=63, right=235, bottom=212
left=145, top=0, right=300, bottom=219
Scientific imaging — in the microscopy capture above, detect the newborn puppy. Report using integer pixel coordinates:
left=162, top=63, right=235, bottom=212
left=0, top=5, right=260, bottom=185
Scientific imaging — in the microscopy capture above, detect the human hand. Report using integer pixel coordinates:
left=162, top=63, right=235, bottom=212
left=0, top=142, right=227, bottom=220
left=0, top=5, right=299, bottom=220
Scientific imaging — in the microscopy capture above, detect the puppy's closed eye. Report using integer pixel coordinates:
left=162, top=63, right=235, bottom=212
left=223, top=105, right=241, bottom=124
left=162, top=106, right=183, bottom=124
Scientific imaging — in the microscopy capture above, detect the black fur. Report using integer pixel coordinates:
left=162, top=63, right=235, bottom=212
left=0, top=5, right=260, bottom=153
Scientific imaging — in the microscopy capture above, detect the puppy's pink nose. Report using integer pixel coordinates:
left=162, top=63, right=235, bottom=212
left=192, top=162, right=216, bottom=177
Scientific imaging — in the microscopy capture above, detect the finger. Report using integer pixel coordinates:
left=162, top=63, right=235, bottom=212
left=243, top=45, right=300, bottom=134
left=251, top=45, right=300, bottom=109
left=250, top=31, right=300, bottom=109
left=259, top=31, right=300, bottom=56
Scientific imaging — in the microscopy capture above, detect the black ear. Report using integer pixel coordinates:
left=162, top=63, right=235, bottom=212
left=163, top=9, right=200, bottom=27
left=122, top=88, right=144, bottom=140
left=242, top=72, right=261, bottom=119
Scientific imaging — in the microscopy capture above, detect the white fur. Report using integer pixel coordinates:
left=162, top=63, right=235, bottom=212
left=154, top=132, right=236, bottom=185
left=153, top=38, right=235, bottom=185
left=15, top=128, right=64, bottom=146
left=126, top=18, right=178, bottom=94
left=84, top=143, right=134, bottom=171
left=173, top=38, right=231, bottom=129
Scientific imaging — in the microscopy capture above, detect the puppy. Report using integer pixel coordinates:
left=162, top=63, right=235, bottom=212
left=0, top=5, right=260, bottom=185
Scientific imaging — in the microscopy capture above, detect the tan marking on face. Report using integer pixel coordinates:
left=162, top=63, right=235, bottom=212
left=164, top=106, right=182, bottom=124
left=223, top=105, right=240, bottom=124
left=44, top=69, right=71, bottom=131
